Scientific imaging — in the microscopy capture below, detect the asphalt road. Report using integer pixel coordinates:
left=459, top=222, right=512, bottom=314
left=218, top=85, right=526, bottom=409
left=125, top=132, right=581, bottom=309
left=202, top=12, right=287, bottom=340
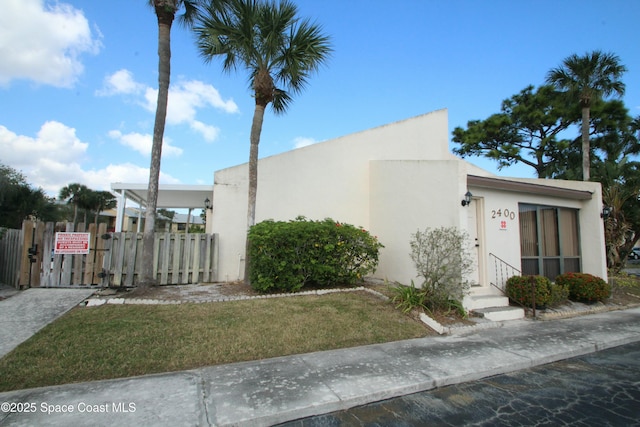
left=278, top=341, right=640, bottom=426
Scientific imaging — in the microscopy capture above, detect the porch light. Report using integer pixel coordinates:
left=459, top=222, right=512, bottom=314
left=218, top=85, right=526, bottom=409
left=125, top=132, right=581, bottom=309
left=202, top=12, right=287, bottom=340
left=204, top=197, right=212, bottom=210
left=601, top=206, right=612, bottom=219
left=461, top=191, right=473, bottom=207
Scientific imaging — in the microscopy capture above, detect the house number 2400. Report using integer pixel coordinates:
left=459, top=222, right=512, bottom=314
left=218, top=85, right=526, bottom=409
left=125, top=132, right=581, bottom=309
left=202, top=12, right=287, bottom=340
left=491, top=209, right=516, bottom=220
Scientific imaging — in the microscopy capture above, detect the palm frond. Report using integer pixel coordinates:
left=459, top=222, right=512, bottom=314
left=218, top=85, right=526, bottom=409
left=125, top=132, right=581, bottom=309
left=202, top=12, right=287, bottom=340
left=196, top=0, right=332, bottom=112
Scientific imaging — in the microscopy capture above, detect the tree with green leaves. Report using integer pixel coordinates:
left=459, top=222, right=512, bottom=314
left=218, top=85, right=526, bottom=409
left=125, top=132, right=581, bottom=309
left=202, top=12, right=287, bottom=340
left=551, top=100, right=640, bottom=180
left=584, top=103, right=640, bottom=271
left=156, top=208, right=176, bottom=231
left=546, top=50, right=627, bottom=181
left=0, top=163, right=61, bottom=229
left=452, top=85, right=579, bottom=178
left=453, top=79, right=640, bottom=271
left=59, top=183, right=90, bottom=225
left=140, top=0, right=206, bottom=288
left=85, top=190, right=117, bottom=227
left=195, top=0, right=332, bottom=283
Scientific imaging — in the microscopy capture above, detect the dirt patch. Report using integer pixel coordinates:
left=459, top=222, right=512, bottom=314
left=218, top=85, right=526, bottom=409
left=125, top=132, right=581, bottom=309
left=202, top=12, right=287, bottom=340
left=99, top=281, right=261, bottom=302
left=608, top=283, right=640, bottom=306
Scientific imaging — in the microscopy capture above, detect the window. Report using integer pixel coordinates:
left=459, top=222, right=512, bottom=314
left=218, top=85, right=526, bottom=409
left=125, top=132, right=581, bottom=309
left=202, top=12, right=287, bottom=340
left=519, top=204, right=580, bottom=280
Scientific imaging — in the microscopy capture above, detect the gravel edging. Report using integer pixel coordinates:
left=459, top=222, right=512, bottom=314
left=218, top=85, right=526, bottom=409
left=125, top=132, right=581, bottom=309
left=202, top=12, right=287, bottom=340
left=82, top=286, right=640, bottom=337
left=85, top=286, right=390, bottom=307
left=537, top=301, right=640, bottom=320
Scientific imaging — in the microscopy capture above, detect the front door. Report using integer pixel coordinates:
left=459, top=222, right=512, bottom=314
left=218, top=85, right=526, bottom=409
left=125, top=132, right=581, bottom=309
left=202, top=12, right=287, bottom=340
left=467, top=197, right=486, bottom=287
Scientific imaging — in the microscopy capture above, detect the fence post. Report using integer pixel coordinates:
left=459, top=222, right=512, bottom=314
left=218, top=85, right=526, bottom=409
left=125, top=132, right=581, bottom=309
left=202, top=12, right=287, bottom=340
left=19, top=220, right=39, bottom=289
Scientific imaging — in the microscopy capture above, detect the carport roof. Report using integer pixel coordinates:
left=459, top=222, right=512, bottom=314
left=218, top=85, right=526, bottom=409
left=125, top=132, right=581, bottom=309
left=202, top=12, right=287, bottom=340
left=110, top=183, right=214, bottom=209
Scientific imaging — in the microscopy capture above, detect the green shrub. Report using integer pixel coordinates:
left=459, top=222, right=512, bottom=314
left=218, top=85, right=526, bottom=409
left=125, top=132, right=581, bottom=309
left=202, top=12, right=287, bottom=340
left=549, top=283, right=570, bottom=307
left=505, top=275, right=552, bottom=308
left=247, top=217, right=383, bottom=293
left=555, top=272, right=610, bottom=303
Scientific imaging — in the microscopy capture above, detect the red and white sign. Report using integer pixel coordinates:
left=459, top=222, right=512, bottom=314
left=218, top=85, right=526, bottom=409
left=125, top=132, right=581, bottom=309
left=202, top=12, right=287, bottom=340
left=54, top=232, right=90, bottom=255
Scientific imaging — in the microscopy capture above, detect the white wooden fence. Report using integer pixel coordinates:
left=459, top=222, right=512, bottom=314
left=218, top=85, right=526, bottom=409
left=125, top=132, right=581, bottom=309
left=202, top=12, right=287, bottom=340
left=0, top=221, right=218, bottom=289
left=0, top=228, right=22, bottom=289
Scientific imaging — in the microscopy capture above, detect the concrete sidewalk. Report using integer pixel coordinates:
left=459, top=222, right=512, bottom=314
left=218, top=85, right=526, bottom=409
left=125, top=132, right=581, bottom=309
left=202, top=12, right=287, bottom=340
left=1, top=306, right=639, bottom=427
left=0, top=287, right=96, bottom=359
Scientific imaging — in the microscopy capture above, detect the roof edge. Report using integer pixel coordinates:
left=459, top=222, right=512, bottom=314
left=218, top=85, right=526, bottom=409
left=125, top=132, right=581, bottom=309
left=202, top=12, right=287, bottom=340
left=467, top=175, right=593, bottom=200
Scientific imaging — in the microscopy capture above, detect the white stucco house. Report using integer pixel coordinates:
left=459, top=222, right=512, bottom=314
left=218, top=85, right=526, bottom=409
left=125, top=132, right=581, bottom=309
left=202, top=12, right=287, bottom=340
left=206, top=108, right=607, bottom=319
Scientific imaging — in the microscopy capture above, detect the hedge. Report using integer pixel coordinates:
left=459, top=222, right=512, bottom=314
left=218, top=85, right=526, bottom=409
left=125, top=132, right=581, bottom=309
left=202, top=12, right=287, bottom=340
left=555, top=272, right=610, bottom=303
left=505, top=275, right=552, bottom=308
left=247, top=217, right=383, bottom=293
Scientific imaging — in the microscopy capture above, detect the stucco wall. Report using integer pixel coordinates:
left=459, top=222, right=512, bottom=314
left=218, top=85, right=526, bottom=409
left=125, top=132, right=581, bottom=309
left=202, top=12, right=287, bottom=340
left=210, top=109, right=451, bottom=281
left=209, top=108, right=607, bottom=285
left=369, top=160, right=468, bottom=284
left=469, top=179, right=606, bottom=283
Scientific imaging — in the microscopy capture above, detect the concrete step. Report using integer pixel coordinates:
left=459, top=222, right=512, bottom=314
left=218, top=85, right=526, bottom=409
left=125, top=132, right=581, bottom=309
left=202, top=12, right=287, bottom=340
left=463, top=294, right=509, bottom=310
left=473, top=306, right=525, bottom=322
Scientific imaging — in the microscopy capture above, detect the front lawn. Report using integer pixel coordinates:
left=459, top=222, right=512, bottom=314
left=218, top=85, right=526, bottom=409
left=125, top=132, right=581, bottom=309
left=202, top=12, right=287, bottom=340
left=0, top=291, right=429, bottom=392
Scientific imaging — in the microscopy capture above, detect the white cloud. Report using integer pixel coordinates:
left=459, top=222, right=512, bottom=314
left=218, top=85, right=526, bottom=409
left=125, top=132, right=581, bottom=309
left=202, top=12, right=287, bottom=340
left=96, top=69, right=143, bottom=96
left=180, top=80, right=239, bottom=114
left=0, top=121, right=88, bottom=167
left=98, top=70, right=237, bottom=142
left=32, top=161, right=180, bottom=194
left=189, top=121, right=220, bottom=142
left=142, top=82, right=238, bottom=141
left=108, top=130, right=183, bottom=157
left=83, top=163, right=181, bottom=190
left=0, top=0, right=101, bottom=87
left=0, top=122, right=180, bottom=195
left=293, top=137, right=318, bottom=149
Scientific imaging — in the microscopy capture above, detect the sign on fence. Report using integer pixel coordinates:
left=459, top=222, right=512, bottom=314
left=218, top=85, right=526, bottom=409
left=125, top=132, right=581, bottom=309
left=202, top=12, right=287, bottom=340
left=1, top=221, right=218, bottom=288
left=54, top=232, right=91, bottom=255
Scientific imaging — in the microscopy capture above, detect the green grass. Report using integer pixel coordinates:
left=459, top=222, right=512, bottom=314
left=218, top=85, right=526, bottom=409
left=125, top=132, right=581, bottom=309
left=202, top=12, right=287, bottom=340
left=0, top=291, right=429, bottom=392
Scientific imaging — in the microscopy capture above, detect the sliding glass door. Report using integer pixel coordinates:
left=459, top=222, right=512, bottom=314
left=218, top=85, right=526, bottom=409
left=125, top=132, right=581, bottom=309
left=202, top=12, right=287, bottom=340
left=519, top=204, right=580, bottom=280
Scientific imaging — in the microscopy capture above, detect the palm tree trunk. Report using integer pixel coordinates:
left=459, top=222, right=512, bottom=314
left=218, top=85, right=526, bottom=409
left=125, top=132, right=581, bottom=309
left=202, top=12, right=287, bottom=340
left=581, top=106, right=590, bottom=181
left=141, top=5, right=174, bottom=288
left=244, top=103, right=266, bottom=285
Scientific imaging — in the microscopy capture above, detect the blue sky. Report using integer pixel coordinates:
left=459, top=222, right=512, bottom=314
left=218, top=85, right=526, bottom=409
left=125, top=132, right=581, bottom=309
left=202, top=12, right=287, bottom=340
left=1, top=0, right=639, bottom=198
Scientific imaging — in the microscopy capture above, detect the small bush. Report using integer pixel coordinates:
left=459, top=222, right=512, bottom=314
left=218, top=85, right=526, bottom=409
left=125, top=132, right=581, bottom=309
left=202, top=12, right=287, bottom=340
left=389, top=280, right=467, bottom=317
left=549, top=283, right=570, bottom=307
left=410, top=227, right=473, bottom=312
left=390, top=280, right=426, bottom=313
left=505, top=275, right=552, bottom=308
left=555, top=272, right=610, bottom=303
left=248, top=217, right=383, bottom=293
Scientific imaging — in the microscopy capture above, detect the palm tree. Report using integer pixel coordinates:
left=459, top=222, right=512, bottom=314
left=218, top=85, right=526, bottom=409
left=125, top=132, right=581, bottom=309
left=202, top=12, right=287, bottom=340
left=195, top=0, right=332, bottom=283
left=59, top=183, right=89, bottom=225
left=86, top=190, right=117, bottom=227
left=546, top=51, right=627, bottom=181
left=140, top=0, right=205, bottom=288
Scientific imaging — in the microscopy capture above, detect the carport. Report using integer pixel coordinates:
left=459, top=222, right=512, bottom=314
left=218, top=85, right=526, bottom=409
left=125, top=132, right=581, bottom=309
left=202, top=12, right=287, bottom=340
left=110, top=183, right=214, bottom=232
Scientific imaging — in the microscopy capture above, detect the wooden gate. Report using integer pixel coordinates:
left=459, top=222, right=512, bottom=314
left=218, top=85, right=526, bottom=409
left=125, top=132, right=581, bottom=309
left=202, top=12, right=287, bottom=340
left=0, top=221, right=218, bottom=289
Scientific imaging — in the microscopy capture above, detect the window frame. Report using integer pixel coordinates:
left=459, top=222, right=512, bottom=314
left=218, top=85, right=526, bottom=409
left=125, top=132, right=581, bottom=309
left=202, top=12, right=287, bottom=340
left=519, top=203, right=581, bottom=279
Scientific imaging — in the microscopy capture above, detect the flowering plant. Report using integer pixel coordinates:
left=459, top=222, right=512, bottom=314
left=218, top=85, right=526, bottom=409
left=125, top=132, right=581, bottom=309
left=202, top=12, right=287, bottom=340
left=555, top=272, right=610, bottom=303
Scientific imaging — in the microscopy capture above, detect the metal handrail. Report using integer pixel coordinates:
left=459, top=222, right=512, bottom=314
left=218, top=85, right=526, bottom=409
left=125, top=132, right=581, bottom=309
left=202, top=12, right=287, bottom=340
left=489, top=252, right=521, bottom=294
left=489, top=252, right=542, bottom=319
